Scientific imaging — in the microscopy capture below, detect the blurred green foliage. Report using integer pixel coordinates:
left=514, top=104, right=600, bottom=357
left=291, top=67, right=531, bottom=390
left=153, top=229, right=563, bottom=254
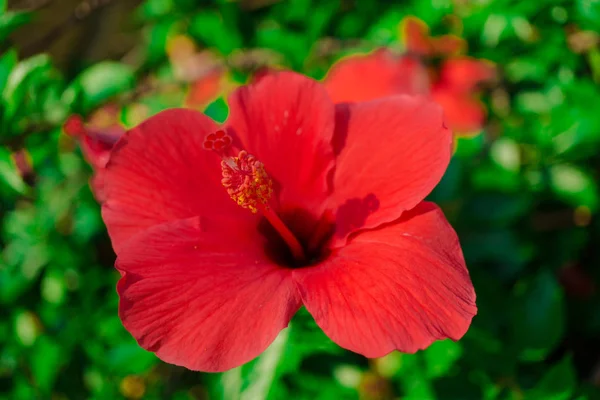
left=1, top=0, right=600, bottom=399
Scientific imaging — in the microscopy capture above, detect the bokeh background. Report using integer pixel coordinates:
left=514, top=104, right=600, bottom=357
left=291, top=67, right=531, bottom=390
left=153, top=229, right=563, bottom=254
left=2, top=0, right=600, bottom=399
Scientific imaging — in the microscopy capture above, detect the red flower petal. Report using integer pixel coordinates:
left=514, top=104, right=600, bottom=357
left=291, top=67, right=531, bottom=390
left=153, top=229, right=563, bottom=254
left=432, top=35, right=467, bottom=56
left=431, top=85, right=486, bottom=135
left=90, top=172, right=108, bottom=203
left=79, top=132, right=119, bottom=170
left=64, top=113, right=124, bottom=172
left=226, top=71, right=336, bottom=217
left=294, top=202, right=476, bottom=357
left=437, top=57, right=496, bottom=94
left=324, top=50, right=429, bottom=104
left=329, top=96, right=452, bottom=243
left=401, top=16, right=434, bottom=56
left=102, top=108, right=245, bottom=253
left=117, top=216, right=301, bottom=372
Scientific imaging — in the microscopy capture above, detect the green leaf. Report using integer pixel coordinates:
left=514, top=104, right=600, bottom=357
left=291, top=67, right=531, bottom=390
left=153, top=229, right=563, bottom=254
left=14, top=375, right=37, bottom=399
left=279, top=0, right=311, bottom=23
left=1, top=54, right=52, bottom=123
left=190, top=11, right=243, bottom=56
left=397, top=353, right=436, bottom=400
left=549, top=164, right=599, bottom=211
left=515, top=91, right=553, bottom=114
left=510, top=272, right=566, bottom=362
left=463, top=229, right=533, bottom=279
left=471, top=163, right=522, bottom=193
left=412, top=0, right=452, bottom=25
left=31, top=336, right=63, bottom=393
left=14, top=310, right=41, bottom=346
left=527, top=356, right=576, bottom=400
left=305, top=3, right=338, bottom=41
left=463, top=193, right=532, bottom=226
left=366, top=9, right=404, bottom=44
left=576, top=0, right=600, bottom=29
left=551, top=80, right=600, bottom=159
left=490, top=137, right=521, bottom=173
left=138, top=0, right=174, bottom=19
left=145, top=18, right=180, bottom=65
left=505, top=58, right=548, bottom=82
left=204, top=97, right=229, bottom=123
left=424, top=339, right=463, bottom=378
left=0, top=48, right=17, bottom=97
left=72, top=201, right=103, bottom=243
left=256, top=26, right=308, bottom=69
left=66, top=62, right=136, bottom=113
left=0, top=55, right=66, bottom=134
left=106, top=343, right=158, bottom=375
left=481, top=14, right=510, bottom=47
left=589, top=49, right=600, bottom=83
left=454, top=133, right=485, bottom=159
left=0, top=146, right=26, bottom=195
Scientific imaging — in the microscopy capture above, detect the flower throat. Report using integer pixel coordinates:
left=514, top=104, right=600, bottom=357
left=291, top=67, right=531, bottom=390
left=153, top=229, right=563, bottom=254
left=203, top=131, right=307, bottom=263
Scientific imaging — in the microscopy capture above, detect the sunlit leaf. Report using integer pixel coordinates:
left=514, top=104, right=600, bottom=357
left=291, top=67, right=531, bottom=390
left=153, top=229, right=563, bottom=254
left=549, top=164, right=599, bottom=212
left=424, top=339, right=463, bottom=378
left=0, top=48, right=17, bottom=98
left=66, top=62, right=136, bottom=114
left=1, top=54, right=53, bottom=126
left=190, top=10, right=243, bottom=56
left=31, top=336, right=63, bottom=392
left=527, top=355, right=576, bottom=400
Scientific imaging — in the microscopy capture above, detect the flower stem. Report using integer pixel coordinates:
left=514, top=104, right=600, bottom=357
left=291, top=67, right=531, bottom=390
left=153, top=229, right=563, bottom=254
left=241, top=327, right=290, bottom=400
left=219, top=326, right=291, bottom=400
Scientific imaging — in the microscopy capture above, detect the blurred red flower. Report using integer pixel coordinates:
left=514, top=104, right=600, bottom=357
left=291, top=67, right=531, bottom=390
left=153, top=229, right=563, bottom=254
left=323, top=49, right=429, bottom=103
left=324, top=17, right=495, bottom=136
left=430, top=57, right=496, bottom=135
left=184, top=68, right=226, bottom=109
left=63, top=104, right=125, bottom=202
left=166, top=35, right=231, bottom=109
left=100, top=71, right=476, bottom=372
left=401, top=16, right=466, bottom=57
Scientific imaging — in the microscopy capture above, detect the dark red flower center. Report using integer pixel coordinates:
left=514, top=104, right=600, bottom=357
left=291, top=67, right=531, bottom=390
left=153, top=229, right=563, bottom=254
left=204, top=130, right=314, bottom=265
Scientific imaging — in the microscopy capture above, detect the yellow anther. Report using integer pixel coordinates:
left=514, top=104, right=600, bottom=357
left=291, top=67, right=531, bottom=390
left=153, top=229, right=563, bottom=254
left=221, top=150, right=273, bottom=213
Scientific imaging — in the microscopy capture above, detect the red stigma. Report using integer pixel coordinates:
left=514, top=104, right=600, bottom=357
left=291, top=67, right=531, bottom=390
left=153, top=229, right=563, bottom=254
left=206, top=132, right=306, bottom=262
left=203, top=130, right=232, bottom=152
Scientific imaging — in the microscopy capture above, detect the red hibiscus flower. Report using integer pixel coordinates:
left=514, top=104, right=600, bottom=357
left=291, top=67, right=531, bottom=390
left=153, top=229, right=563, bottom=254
left=431, top=57, right=496, bottom=135
left=101, top=71, right=476, bottom=372
left=324, top=18, right=495, bottom=136
left=324, top=49, right=429, bottom=103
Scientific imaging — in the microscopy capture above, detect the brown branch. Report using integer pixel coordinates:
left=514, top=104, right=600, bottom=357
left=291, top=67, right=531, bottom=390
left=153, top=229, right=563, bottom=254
left=20, top=0, right=117, bottom=55
left=9, top=0, right=53, bottom=11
